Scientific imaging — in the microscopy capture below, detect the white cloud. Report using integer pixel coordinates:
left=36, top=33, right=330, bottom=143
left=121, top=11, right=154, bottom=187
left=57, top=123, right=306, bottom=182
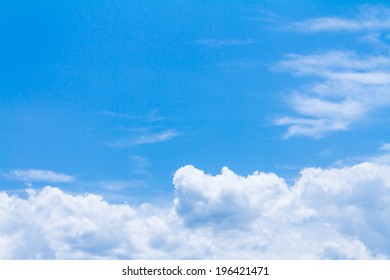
left=173, top=165, right=309, bottom=226
left=275, top=6, right=390, bottom=138
left=274, top=51, right=390, bottom=138
left=292, top=6, right=390, bottom=32
left=5, top=169, right=75, bottom=183
left=1, top=163, right=390, bottom=259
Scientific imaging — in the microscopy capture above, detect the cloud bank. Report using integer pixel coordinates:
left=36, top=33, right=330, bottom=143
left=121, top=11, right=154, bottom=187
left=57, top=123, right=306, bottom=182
left=1, top=162, right=390, bottom=259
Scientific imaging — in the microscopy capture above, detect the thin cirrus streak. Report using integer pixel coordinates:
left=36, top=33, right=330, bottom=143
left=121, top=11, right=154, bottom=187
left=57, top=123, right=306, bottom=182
left=195, top=38, right=255, bottom=47
left=108, top=129, right=180, bottom=148
left=101, top=109, right=164, bottom=122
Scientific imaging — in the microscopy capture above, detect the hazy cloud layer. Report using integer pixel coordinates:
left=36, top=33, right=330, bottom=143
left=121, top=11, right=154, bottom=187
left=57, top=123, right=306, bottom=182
left=1, top=162, right=390, bottom=259
left=4, top=169, right=75, bottom=183
left=292, top=6, right=390, bottom=32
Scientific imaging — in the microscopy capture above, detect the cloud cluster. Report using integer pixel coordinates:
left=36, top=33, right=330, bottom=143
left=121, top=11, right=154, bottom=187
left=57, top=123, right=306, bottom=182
left=275, top=6, right=390, bottom=138
left=1, top=162, right=390, bottom=259
left=275, top=50, right=390, bottom=138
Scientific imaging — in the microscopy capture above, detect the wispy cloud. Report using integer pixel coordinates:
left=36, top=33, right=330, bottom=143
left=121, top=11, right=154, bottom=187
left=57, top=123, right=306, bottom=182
left=335, top=143, right=390, bottom=166
left=4, top=169, right=75, bottom=183
left=100, top=110, right=138, bottom=119
left=130, top=155, right=150, bottom=175
left=109, top=129, right=179, bottom=147
left=196, top=38, right=255, bottom=47
left=90, top=180, right=146, bottom=191
left=103, top=108, right=178, bottom=147
left=277, top=51, right=390, bottom=74
left=101, top=109, right=164, bottom=122
left=274, top=6, right=390, bottom=138
left=292, top=6, right=390, bottom=32
left=274, top=51, right=390, bottom=138
left=365, top=143, right=390, bottom=165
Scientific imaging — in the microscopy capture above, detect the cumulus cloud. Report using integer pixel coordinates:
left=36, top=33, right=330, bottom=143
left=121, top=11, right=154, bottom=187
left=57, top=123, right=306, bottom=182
left=274, top=51, right=390, bottom=138
left=4, top=169, right=75, bottom=183
left=173, top=164, right=390, bottom=259
left=1, top=163, right=390, bottom=259
left=173, top=166, right=310, bottom=227
left=0, top=187, right=175, bottom=259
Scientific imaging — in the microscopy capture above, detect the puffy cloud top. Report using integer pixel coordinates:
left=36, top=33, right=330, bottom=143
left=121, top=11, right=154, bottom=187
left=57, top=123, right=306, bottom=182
left=173, top=165, right=309, bottom=227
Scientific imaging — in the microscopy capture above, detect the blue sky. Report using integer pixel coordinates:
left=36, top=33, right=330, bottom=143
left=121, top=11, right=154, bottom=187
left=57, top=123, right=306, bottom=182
left=2, top=1, right=390, bottom=259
